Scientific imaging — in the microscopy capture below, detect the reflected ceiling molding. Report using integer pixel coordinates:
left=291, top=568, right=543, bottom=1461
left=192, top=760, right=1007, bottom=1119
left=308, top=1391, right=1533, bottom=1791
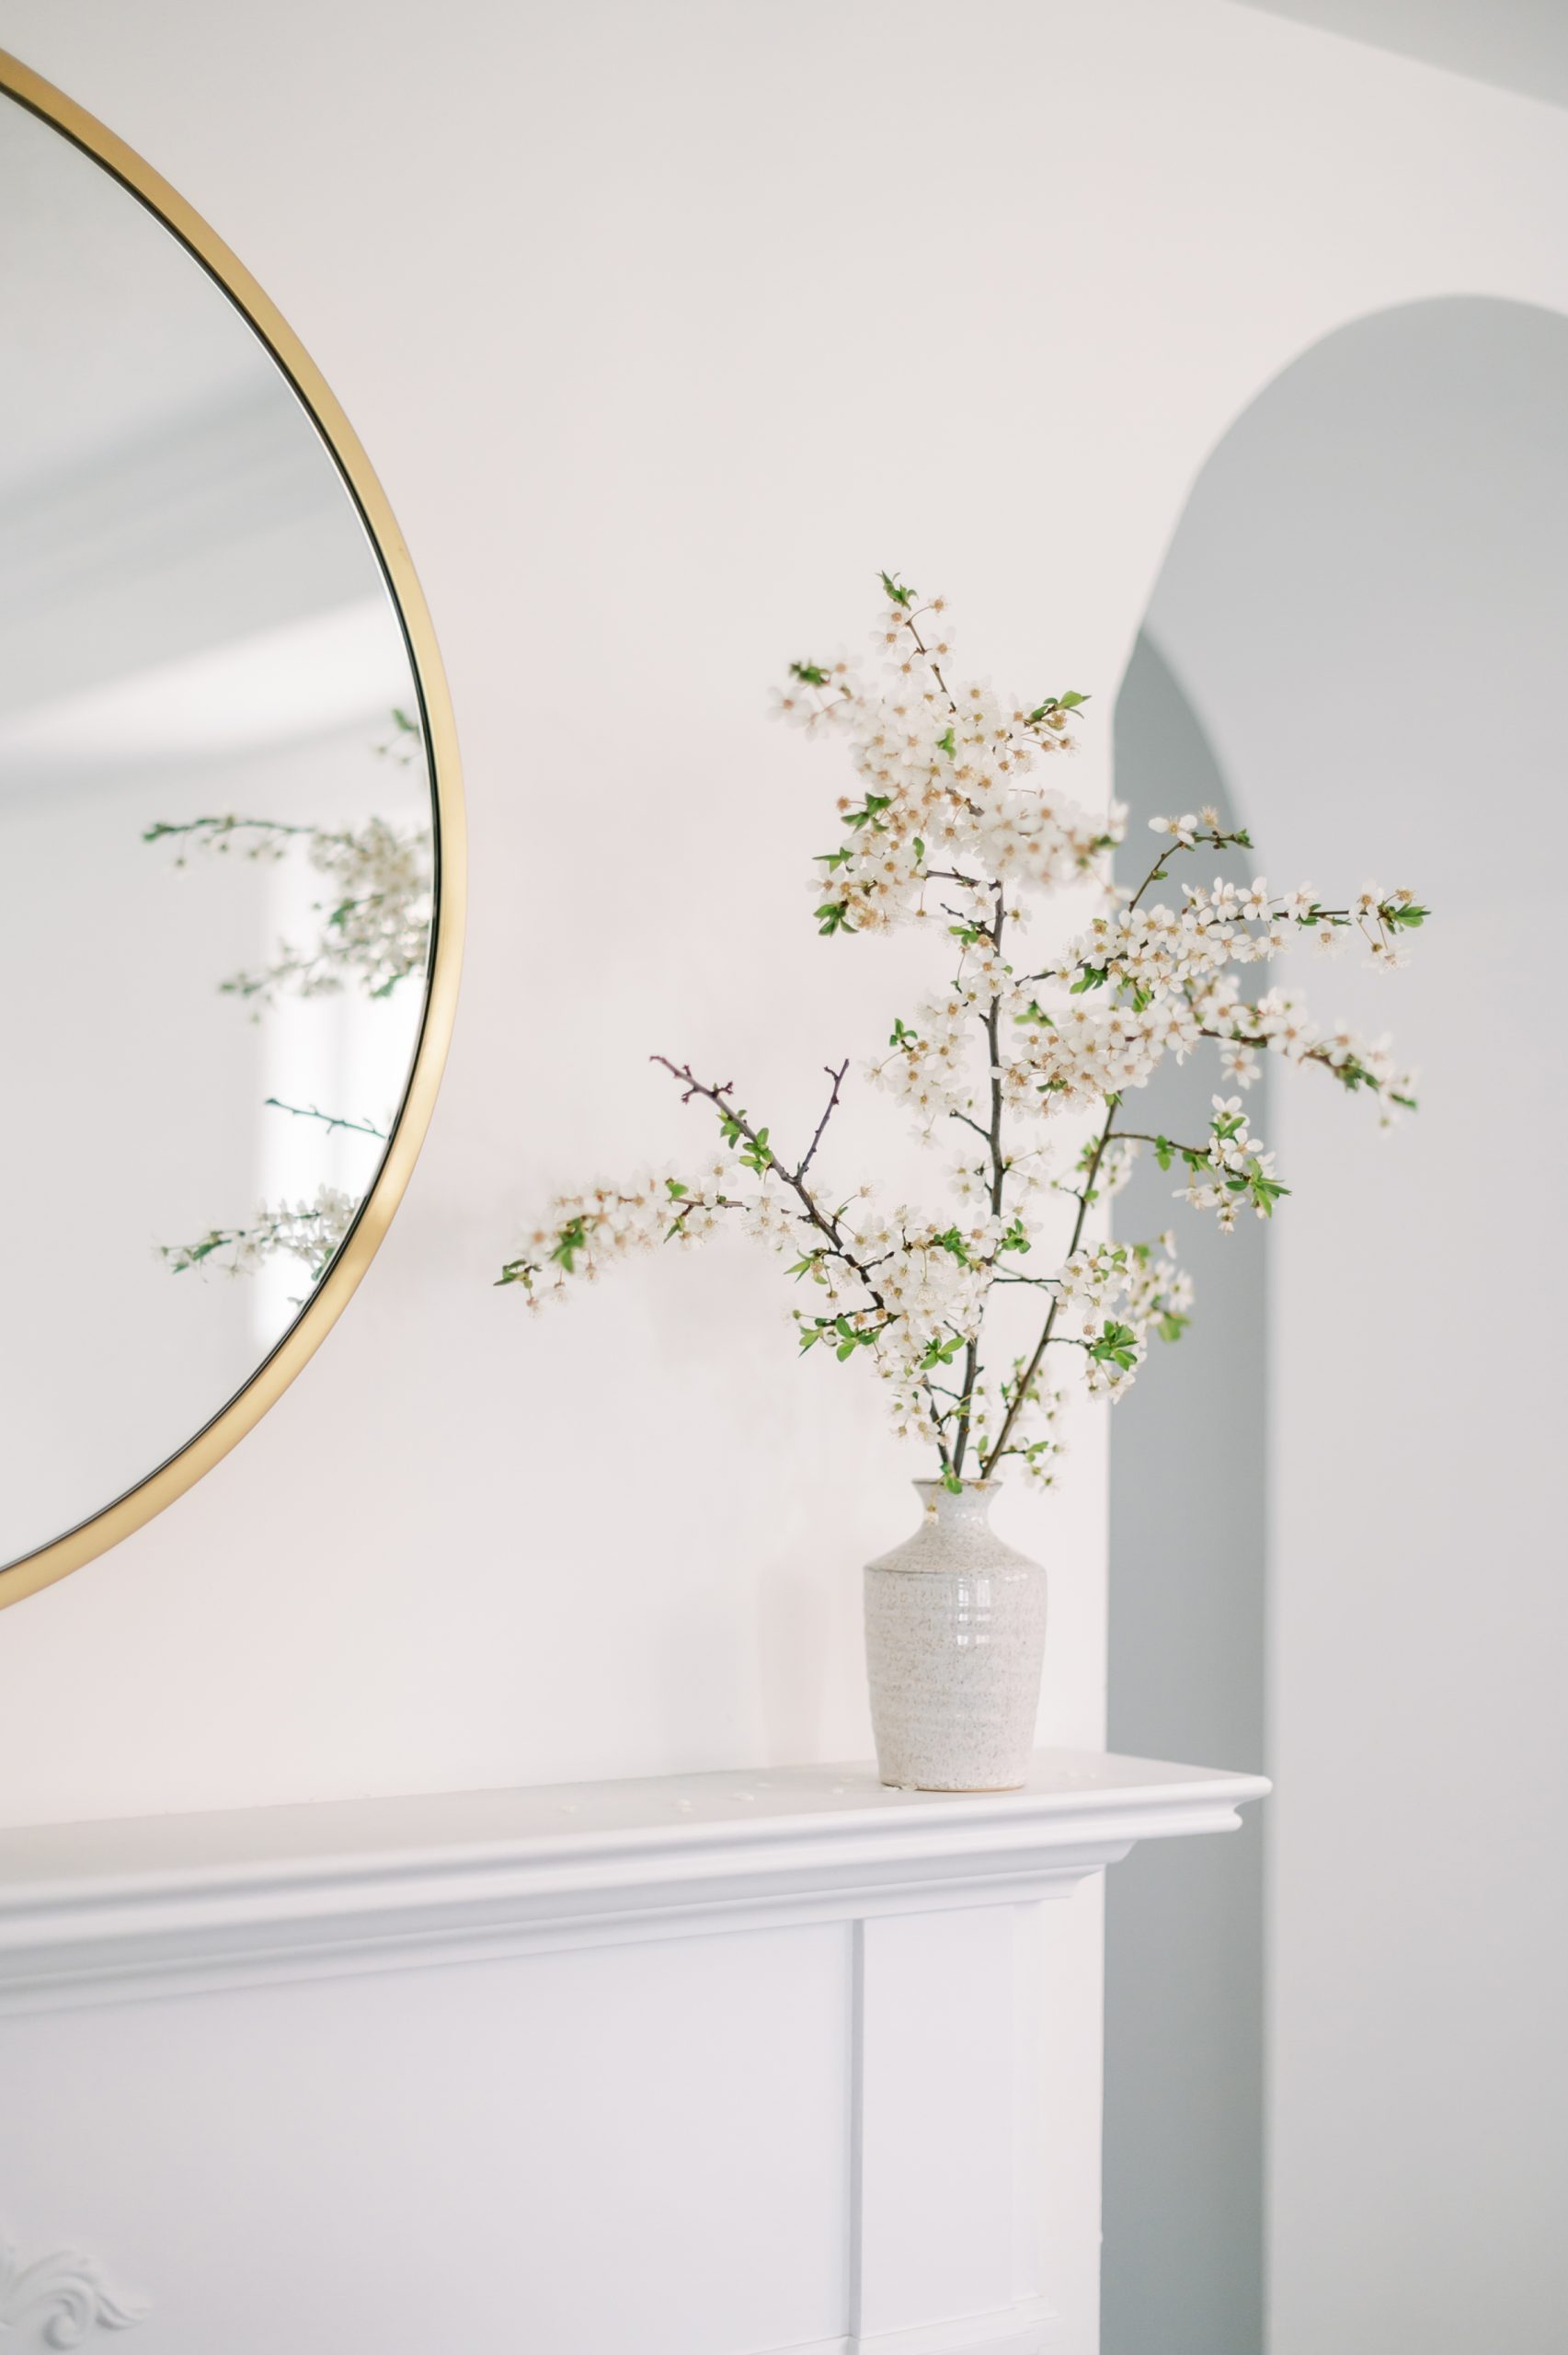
left=1232, top=0, right=1568, bottom=113
left=0, top=597, right=413, bottom=789
left=0, top=385, right=378, bottom=720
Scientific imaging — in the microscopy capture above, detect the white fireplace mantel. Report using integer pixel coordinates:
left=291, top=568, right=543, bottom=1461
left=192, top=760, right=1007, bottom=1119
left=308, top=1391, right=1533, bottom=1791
left=0, top=1750, right=1266, bottom=2015
left=0, top=1753, right=1266, bottom=2355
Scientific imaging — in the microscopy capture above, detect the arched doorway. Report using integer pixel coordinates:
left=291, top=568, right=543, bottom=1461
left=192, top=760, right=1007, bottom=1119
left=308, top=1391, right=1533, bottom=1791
left=1104, top=296, right=1568, bottom=2355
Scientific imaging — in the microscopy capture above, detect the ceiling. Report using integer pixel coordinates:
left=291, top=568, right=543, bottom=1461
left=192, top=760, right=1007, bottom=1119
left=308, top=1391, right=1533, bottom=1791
left=1232, top=0, right=1568, bottom=109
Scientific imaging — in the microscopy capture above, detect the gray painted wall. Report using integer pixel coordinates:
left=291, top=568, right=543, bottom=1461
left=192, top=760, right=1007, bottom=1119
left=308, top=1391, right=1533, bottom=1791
left=1103, top=632, right=1268, bottom=2355
left=1147, top=293, right=1568, bottom=2355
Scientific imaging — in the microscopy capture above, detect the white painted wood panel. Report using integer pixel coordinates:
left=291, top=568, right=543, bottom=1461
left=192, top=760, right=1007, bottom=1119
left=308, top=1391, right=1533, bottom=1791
left=0, top=1928, right=852, bottom=2355
left=854, top=1908, right=1030, bottom=2341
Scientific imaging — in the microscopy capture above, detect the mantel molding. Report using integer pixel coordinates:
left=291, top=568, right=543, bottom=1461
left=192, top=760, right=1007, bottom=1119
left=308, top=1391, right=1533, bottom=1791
left=0, top=1751, right=1267, bottom=2015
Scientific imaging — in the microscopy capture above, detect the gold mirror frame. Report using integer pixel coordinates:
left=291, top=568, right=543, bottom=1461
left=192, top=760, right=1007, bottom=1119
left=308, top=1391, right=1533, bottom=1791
left=0, top=51, right=465, bottom=1610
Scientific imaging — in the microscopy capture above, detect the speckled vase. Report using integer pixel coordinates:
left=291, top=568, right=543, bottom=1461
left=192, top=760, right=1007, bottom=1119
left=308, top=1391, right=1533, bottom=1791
left=864, top=1480, right=1047, bottom=1792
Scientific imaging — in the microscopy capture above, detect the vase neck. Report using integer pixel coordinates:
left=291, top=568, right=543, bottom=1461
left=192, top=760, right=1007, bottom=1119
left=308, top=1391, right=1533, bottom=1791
left=912, top=1478, right=998, bottom=1527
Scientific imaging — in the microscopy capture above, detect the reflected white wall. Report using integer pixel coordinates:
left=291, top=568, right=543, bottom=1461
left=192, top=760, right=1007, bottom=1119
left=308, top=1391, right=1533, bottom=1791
left=0, top=697, right=423, bottom=1558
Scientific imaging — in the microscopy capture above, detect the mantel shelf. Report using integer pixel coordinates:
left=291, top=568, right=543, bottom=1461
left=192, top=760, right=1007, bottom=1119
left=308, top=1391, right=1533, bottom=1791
left=0, top=1750, right=1268, bottom=2015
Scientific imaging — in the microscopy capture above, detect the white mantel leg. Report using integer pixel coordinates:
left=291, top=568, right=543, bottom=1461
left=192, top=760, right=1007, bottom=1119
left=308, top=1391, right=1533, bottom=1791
left=852, top=1905, right=1054, bottom=2354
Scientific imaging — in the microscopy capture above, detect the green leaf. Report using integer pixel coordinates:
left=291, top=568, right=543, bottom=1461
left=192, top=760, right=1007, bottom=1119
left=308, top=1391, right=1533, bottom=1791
left=936, top=728, right=956, bottom=759
left=665, top=1178, right=687, bottom=1199
left=1154, top=1136, right=1173, bottom=1171
left=1088, top=1318, right=1139, bottom=1372
left=919, top=1332, right=965, bottom=1371
left=550, top=1215, right=589, bottom=1273
left=1070, top=964, right=1108, bottom=995
left=789, top=660, right=830, bottom=685
left=912, top=837, right=925, bottom=863
left=879, top=569, right=914, bottom=606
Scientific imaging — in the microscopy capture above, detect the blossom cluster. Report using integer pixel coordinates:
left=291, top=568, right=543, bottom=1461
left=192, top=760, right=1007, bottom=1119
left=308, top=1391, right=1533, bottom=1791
left=145, top=810, right=434, bottom=1005
left=504, top=579, right=1425, bottom=1490
left=773, top=575, right=1121, bottom=939
left=160, top=1184, right=359, bottom=1284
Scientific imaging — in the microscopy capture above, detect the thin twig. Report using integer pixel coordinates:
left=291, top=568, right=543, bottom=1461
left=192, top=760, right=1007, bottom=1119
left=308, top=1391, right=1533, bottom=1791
left=265, top=1098, right=388, bottom=1142
left=797, top=1061, right=850, bottom=1182
left=651, top=1058, right=852, bottom=1263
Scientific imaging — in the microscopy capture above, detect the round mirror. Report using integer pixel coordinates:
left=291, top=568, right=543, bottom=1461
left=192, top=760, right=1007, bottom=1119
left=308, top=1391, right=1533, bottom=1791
left=0, top=56, right=464, bottom=1606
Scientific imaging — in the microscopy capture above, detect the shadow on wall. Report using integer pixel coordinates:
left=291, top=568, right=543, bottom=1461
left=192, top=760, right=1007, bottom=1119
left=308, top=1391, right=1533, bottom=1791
left=1103, top=632, right=1267, bottom=2355
left=1103, top=295, right=1568, bottom=2355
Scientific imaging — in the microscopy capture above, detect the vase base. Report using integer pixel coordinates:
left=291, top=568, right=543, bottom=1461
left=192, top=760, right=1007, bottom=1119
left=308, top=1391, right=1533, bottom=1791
left=879, top=1777, right=1028, bottom=1795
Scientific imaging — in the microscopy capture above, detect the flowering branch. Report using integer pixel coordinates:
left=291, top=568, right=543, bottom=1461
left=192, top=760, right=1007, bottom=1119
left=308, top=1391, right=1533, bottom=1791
left=502, top=575, right=1425, bottom=1494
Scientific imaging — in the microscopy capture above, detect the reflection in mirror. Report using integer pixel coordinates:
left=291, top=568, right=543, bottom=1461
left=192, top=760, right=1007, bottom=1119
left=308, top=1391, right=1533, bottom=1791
left=0, top=86, right=439, bottom=1572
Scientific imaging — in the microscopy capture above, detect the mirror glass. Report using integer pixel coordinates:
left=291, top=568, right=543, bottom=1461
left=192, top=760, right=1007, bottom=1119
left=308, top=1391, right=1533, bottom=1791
left=0, top=88, right=441, bottom=1574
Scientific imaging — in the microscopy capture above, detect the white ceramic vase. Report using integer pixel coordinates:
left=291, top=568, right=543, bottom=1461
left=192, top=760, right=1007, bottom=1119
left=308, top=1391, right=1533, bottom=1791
left=864, top=1479, right=1047, bottom=1791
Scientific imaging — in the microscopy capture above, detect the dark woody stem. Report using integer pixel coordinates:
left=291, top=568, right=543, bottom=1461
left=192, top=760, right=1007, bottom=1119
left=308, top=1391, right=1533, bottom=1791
left=980, top=1100, right=1117, bottom=1475
left=950, top=883, right=1008, bottom=1479
left=650, top=1055, right=957, bottom=1469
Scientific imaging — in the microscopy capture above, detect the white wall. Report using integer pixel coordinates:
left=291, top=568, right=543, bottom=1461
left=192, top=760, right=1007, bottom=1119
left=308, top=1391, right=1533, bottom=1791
left=0, top=12, right=1565, bottom=2343
left=1145, top=295, right=1568, bottom=2353
left=0, top=0, right=1560, bottom=1817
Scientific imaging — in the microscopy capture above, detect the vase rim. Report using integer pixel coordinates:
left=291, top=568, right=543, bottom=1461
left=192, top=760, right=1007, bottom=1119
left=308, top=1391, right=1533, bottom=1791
left=912, top=1476, right=999, bottom=1498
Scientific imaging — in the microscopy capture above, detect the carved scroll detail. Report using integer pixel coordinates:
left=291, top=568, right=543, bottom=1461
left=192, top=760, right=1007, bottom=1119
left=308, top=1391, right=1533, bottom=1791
left=0, top=2234, right=146, bottom=2346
